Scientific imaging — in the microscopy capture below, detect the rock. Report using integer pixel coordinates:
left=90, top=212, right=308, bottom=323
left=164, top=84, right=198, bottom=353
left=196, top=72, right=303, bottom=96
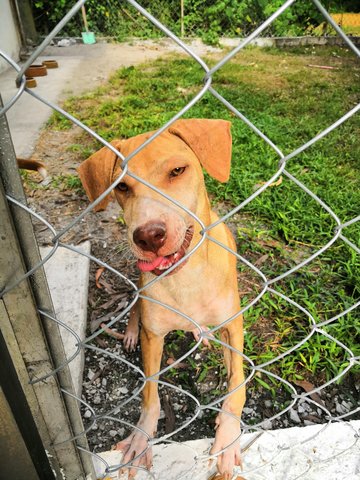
left=84, top=410, right=92, bottom=419
left=243, top=407, right=254, bottom=415
left=262, top=419, right=272, bottom=430
left=335, top=403, right=347, bottom=415
left=57, top=38, right=75, bottom=47
left=342, top=401, right=352, bottom=411
left=289, top=408, right=301, bottom=424
left=264, top=400, right=272, bottom=408
left=93, top=394, right=101, bottom=405
left=109, top=430, right=118, bottom=437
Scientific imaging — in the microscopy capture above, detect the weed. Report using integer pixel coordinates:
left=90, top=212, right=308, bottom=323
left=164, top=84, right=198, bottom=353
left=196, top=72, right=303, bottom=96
left=51, top=174, right=84, bottom=192
left=66, top=144, right=94, bottom=159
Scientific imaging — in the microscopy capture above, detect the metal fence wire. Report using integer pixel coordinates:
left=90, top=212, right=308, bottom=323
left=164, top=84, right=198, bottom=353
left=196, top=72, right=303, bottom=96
left=1, top=0, right=360, bottom=479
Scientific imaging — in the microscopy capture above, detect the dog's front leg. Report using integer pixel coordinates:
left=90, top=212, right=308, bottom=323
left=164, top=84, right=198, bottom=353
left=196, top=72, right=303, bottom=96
left=210, top=313, right=246, bottom=479
left=123, top=303, right=140, bottom=352
left=116, top=327, right=164, bottom=478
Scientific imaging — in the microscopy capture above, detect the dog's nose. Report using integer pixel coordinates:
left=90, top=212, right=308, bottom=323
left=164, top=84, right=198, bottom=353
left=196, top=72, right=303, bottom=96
left=133, top=222, right=167, bottom=253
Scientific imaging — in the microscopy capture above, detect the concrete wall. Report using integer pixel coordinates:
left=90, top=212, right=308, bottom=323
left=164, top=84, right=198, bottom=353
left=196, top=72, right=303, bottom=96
left=0, top=0, right=21, bottom=73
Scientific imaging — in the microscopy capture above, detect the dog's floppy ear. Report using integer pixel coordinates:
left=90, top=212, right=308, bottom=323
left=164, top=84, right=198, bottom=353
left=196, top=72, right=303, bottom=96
left=77, top=140, right=123, bottom=211
left=169, top=119, right=232, bottom=182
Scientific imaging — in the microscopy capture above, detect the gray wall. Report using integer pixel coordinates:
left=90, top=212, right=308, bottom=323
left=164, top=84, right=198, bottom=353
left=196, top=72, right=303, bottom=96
left=0, top=0, right=21, bottom=73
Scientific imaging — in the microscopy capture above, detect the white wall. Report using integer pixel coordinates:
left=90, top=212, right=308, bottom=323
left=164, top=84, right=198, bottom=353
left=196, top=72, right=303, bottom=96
left=0, top=0, right=21, bottom=73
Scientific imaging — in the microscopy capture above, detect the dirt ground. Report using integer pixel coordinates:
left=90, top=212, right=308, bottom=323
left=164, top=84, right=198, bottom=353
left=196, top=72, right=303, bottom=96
left=24, top=40, right=359, bottom=453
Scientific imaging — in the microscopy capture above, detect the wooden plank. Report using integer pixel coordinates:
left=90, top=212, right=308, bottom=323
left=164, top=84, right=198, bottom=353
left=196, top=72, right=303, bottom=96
left=0, top=100, right=94, bottom=478
left=0, top=387, right=39, bottom=480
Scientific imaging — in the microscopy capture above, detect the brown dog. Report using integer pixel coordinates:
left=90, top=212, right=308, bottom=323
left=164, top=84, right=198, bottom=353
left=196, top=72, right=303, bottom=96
left=78, top=119, right=245, bottom=479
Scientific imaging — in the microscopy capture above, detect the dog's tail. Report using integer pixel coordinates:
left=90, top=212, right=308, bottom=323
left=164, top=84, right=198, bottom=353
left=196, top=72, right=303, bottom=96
left=17, top=158, right=48, bottom=181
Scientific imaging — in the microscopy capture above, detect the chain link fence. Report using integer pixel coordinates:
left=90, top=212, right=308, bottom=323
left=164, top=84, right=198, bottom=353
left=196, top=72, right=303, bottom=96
left=1, top=0, right=359, bottom=479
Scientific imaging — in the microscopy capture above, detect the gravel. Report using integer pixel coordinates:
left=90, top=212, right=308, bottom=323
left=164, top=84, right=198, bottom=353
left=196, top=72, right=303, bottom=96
left=79, top=292, right=360, bottom=452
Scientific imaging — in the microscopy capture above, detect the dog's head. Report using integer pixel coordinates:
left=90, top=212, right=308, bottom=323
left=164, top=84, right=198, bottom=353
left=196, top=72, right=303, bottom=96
left=78, top=119, right=232, bottom=276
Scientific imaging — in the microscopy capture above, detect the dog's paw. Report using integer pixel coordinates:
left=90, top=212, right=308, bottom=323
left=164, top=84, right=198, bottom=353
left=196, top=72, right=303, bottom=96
left=123, top=328, right=139, bottom=352
left=191, top=325, right=214, bottom=347
left=115, top=431, right=152, bottom=478
left=210, top=415, right=242, bottom=480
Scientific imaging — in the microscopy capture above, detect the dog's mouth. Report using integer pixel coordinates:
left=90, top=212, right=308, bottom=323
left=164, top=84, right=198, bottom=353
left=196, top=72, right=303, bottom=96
left=137, top=226, right=194, bottom=276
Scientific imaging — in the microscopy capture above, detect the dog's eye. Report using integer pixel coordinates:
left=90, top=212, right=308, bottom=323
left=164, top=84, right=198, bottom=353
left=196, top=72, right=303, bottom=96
left=170, top=167, right=186, bottom=178
left=117, top=182, right=128, bottom=192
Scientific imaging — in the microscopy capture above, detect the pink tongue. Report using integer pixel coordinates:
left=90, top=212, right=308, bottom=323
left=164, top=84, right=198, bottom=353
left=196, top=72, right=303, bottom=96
left=137, top=256, right=165, bottom=272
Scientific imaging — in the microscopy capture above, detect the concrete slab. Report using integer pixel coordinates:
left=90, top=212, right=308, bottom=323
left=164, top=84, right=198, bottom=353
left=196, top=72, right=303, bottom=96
left=41, top=242, right=90, bottom=396
left=93, top=420, right=360, bottom=479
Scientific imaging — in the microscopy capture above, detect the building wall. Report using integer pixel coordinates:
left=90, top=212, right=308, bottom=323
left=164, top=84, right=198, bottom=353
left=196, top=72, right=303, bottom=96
left=0, top=0, right=21, bottom=73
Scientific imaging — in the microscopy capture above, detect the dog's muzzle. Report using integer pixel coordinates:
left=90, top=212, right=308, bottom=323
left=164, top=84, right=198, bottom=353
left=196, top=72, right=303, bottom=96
left=134, top=224, right=194, bottom=276
left=133, top=222, right=167, bottom=253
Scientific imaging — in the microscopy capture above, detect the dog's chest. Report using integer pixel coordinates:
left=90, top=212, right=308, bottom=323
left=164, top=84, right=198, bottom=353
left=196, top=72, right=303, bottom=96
left=141, top=273, right=236, bottom=335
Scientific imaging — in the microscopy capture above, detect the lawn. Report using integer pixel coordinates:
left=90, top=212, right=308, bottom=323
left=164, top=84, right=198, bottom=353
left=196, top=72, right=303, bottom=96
left=49, top=44, right=359, bottom=398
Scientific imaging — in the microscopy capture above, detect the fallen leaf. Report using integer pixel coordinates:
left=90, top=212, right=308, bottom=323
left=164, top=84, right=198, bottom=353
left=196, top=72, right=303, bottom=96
left=166, top=357, right=188, bottom=369
left=162, top=389, right=176, bottom=434
left=95, top=267, right=105, bottom=289
left=100, top=323, right=125, bottom=340
left=302, top=414, right=322, bottom=424
left=99, top=293, right=127, bottom=310
left=94, top=336, right=108, bottom=349
left=308, top=64, right=338, bottom=70
left=99, top=278, right=117, bottom=294
left=258, top=238, right=283, bottom=249
left=294, top=379, right=324, bottom=407
left=90, top=312, right=115, bottom=332
left=254, top=176, right=283, bottom=191
left=254, top=254, right=269, bottom=266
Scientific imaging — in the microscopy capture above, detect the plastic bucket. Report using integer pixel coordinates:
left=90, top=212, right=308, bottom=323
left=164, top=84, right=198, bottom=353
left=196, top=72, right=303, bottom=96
left=81, top=32, right=96, bottom=44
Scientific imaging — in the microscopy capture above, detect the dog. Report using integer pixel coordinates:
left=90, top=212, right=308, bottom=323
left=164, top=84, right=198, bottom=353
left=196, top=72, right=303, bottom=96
left=78, top=119, right=246, bottom=480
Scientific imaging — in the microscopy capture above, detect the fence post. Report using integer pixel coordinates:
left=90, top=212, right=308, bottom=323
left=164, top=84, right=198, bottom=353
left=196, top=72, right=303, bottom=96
left=0, top=98, right=95, bottom=479
left=180, top=0, right=184, bottom=37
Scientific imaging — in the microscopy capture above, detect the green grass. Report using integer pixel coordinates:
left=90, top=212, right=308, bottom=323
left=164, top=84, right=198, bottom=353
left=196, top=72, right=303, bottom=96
left=21, top=171, right=84, bottom=193
left=48, top=45, right=359, bottom=392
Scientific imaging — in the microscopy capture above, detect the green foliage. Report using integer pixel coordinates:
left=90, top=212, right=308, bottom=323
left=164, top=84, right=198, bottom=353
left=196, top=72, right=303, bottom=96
left=51, top=174, right=84, bottom=191
left=31, top=0, right=181, bottom=39
left=31, top=0, right=360, bottom=41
